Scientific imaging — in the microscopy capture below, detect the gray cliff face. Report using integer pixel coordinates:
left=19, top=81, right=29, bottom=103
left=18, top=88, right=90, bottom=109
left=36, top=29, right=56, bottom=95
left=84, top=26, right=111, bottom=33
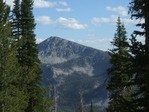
left=38, top=36, right=111, bottom=112
left=38, top=36, right=86, bottom=64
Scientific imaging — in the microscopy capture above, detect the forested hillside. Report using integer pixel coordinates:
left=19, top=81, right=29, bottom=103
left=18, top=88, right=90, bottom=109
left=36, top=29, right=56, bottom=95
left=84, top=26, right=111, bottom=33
left=38, top=36, right=111, bottom=112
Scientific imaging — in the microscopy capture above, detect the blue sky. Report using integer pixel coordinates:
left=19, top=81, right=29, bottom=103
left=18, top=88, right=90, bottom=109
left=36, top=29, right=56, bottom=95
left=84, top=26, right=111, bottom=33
left=6, top=0, right=144, bottom=51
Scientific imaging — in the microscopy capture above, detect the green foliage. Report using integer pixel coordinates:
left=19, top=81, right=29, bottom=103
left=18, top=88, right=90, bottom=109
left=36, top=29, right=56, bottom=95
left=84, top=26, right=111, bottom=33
left=107, top=17, right=134, bottom=111
left=11, top=0, right=21, bottom=39
left=129, top=0, right=149, bottom=111
left=107, top=17, right=130, bottom=90
left=12, top=0, right=50, bottom=111
left=0, top=0, right=53, bottom=111
left=0, top=1, right=28, bottom=111
left=129, top=35, right=149, bottom=111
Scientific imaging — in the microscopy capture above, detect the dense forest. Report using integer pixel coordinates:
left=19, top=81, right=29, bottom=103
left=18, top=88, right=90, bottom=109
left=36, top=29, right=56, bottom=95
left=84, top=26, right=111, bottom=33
left=107, top=0, right=149, bottom=111
left=0, top=0, right=149, bottom=112
left=0, top=0, right=52, bottom=112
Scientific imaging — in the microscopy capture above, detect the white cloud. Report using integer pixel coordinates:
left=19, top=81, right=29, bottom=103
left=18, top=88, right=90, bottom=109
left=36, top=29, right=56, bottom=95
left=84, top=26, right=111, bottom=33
left=36, top=38, right=45, bottom=43
left=66, top=38, right=75, bottom=42
left=106, top=6, right=128, bottom=16
left=34, top=0, right=68, bottom=8
left=36, top=16, right=88, bottom=29
left=34, top=0, right=57, bottom=8
left=56, top=8, right=72, bottom=12
left=36, top=16, right=53, bottom=25
left=91, top=17, right=110, bottom=25
left=91, top=15, right=117, bottom=26
left=58, top=1, right=68, bottom=6
left=6, top=0, right=67, bottom=8
left=91, top=15, right=143, bottom=26
left=55, top=17, right=88, bottom=29
left=6, top=0, right=14, bottom=9
left=137, top=36, right=145, bottom=43
left=77, top=38, right=112, bottom=51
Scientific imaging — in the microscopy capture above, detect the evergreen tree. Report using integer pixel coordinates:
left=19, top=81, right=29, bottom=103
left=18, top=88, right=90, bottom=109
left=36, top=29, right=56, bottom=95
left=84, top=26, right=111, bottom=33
left=0, top=0, right=27, bottom=111
left=107, top=17, right=133, bottom=111
left=129, top=0, right=149, bottom=111
left=20, top=0, right=46, bottom=111
left=90, top=101, right=94, bottom=112
left=11, top=0, right=51, bottom=111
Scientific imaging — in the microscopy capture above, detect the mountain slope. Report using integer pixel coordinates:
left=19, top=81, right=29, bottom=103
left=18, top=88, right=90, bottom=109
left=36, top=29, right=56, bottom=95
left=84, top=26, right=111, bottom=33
left=38, top=36, right=111, bottom=112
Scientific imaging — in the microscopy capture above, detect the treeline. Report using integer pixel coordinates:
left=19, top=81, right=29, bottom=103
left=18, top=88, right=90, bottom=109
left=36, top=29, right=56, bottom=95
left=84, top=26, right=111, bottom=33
left=107, top=0, right=149, bottom=111
left=0, top=0, right=51, bottom=112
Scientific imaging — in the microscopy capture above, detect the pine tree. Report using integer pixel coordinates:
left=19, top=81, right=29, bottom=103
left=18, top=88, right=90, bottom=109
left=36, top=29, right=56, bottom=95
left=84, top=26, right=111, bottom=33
left=0, top=0, right=27, bottom=111
left=107, top=17, right=133, bottom=111
left=129, top=0, right=149, bottom=111
left=11, top=0, right=50, bottom=111
left=19, top=0, right=46, bottom=111
left=0, top=1, right=13, bottom=111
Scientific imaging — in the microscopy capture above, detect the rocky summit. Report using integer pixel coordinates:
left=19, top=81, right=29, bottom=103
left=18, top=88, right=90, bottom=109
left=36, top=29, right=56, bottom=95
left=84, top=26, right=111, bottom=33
left=38, top=36, right=111, bottom=112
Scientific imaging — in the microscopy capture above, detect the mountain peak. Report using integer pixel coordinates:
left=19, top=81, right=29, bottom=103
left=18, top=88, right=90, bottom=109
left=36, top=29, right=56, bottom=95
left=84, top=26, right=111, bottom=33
left=49, top=36, right=63, bottom=39
left=38, top=36, right=82, bottom=64
left=38, top=36, right=110, bottom=111
left=38, top=36, right=107, bottom=64
left=38, top=36, right=74, bottom=51
left=42, top=36, right=70, bottom=44
left=47, top=36, right=65, bottom=42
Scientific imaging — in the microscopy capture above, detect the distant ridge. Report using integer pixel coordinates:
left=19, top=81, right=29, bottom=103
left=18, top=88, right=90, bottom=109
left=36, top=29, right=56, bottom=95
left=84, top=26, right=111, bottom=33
left=39, top=36, right=101, bottom=50
left=38, top=36, right=111, bottom=112
left=38, top=36, right=105, bottom=64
